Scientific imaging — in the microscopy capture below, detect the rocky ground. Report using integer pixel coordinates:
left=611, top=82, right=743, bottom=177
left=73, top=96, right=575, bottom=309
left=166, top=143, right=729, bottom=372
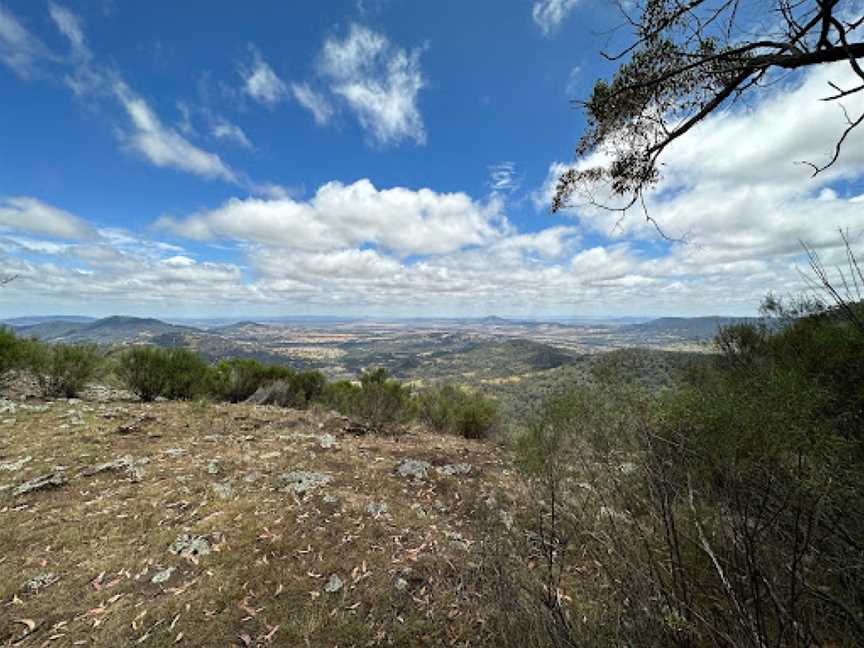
left=0, top=393, right=520, bottom=647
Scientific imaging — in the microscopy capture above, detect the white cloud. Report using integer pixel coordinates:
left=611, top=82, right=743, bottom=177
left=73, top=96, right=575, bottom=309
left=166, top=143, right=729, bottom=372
left=488, top=162, right=520, bottom=194
left=0, top=3, right=50, bottom=78
left=291, top=82, right=334, bottom=125
left=212, top=119, right=252, bottom=149
left=533, top=0, right=580, bottom=36
left=114, top=82, right=237, bottom=182
left=48, top=3, right=85, bottom=55
left=241, top=46, right=288, bottom=107
left=0, top=197, right=97, bottom=240
left=318, top=24, right=426, bottom=146
left=157, top=179, right=505, bottom=256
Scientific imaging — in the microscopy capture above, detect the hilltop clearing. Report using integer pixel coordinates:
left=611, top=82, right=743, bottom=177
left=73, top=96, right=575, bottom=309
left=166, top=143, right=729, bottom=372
left=0, top=395, right=517, bottom=647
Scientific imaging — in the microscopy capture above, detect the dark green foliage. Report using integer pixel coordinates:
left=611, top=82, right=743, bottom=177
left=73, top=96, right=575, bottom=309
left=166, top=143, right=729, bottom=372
left=162, top=348, right=212, bottom=400
left=0, top=327, right=25, bottom=376
left=28, top=342, right=102, bottom=398
left=116, top=346, right=171, bottom=402
left=322, top=369, right=414, bottom=431
left=212, top=358, right=294, bottom=403
left=247, top=370, right=327, bottom=408
left=417, top=384, right=499, bottom=439
left=492, top=307, right=864, bottom=648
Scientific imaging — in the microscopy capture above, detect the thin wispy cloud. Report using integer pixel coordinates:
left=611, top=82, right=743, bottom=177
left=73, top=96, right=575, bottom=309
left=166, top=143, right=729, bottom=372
left=532, top=0, right=580, bottom=36
left=0, top=3, right=50, bottom=78
left=241, top=45, right=288, bottom=107
left=317, top=24, right=426, bottom=146
left=291, top=82, right=334, bottom=125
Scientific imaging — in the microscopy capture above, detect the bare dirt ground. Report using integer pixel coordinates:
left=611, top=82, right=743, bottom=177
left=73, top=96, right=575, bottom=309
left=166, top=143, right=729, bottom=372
left=0, top=396, right=518, bottom=647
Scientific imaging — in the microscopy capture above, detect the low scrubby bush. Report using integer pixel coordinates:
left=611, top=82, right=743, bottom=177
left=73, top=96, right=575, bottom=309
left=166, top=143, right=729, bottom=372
left=162, top=348, right=212, bottom=400
left=322, top=369, right=414, bottom=431
left=212, top=358, right=295, bottom=403
left=116, top=346, right=171, bottom=402
left=0, top=327, right=25, bottom=377
left=28, top=342, right=102, bottom=398
left=247, top=370, right=327, bottom=408
left=417, top=384, right=499, bottom=439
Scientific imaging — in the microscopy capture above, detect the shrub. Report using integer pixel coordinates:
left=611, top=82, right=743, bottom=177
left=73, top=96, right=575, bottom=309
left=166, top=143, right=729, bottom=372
left=322, top=369, right=413, bottom=431
left=28, top=342, right=102, bottom=398
left=212, top=358, right=295, bottom=403
left=0, top=327, right=24, bottom=377
left=417, top=384, right=499, bottom=439
left=247, top=370, right=327, bottom=408
left=117, top=346, right=171, bottom=402
left=163, top=348, right=212, bottom=400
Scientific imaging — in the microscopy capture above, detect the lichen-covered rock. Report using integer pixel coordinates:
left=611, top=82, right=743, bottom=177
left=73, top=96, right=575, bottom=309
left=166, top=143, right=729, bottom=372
left=84, top=455, right=147, bottom=482
left=169, top=534, right=211, bottom=558
left=14, top=471, right=66, bottom=496
left=206, top=461, right=219, bottom=475
left=366, top=501, right=388, bottom=516
left=324, top=574, right=343, bottom=593
left=151, top=567, right=175, bottom=584
left=24, top=572, right=58, bottom=592
left=0, top=455, right=32, bottom=472
left=319, top=433, right=336, bottom=449
left=212, top=481, right=236, bottom=499
left=276, top=470, right=332, bottom=496
left=436, top=463, right=473, bottom=477
left=394, top=459, right=431, bottom=480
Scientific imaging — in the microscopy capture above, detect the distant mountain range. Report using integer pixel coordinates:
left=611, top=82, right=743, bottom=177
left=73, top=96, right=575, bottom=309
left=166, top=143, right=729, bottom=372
left=1, top=314, right=759, bottom=346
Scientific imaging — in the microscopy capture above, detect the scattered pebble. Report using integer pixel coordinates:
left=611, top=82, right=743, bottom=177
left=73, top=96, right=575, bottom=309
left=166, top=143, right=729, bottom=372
left=324, top=574, right=343, bottom=593
left=394, top=459, right=431, bottom=480
left=169, top=534, right=211, bottom=558
left=150, top=567, right=175, bottom=584
left=276, top=470, right=332, bottom=496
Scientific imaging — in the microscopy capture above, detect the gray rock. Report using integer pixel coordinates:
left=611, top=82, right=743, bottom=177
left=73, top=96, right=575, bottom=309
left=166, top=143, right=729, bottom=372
left=244, top=471, right=262, bottom=483
left=24, top=572, right=58, bottom=592
left=212, top=481, right=236, bottom=499
left=150, top=567, right=175, bottom=584
left=85, top=455, right=147, bottom=482
left=436, top=463, right=473, bottom=477
left=0, top=455, right=32, bottom=472
left=165, top=448, right=186, bottom=458
left=366, top=501, right=388, bottom=516
left=322, top=494, right=340, bottom=505
left=14, top=471, right=66, bottom=496
left=394, top=459, right=431, bottom=480
left=324, top=574, right=343, bottom=593
left=169, top=534, right=211, bottom=558
left=319, top=433, right=337, bottom=449
left=277, top=470, right=332, bottom=496
left=206, top=461, right=219, bottom=475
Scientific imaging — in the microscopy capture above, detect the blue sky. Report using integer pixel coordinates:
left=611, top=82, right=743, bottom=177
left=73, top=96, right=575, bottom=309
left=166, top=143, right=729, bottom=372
left=1, top=0, right=863, bottom=318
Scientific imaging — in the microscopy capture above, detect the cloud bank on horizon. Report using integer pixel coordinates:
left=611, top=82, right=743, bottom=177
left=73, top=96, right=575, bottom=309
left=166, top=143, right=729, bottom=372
left=0, top=1, right=862, bottom=318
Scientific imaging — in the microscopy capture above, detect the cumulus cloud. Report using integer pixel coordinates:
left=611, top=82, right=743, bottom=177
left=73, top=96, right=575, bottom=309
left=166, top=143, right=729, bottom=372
left=317, top=24, right=426, bottom=146
left=241, top=46, right=288, bottom=106
left=291, top=82, right=334, bottom=125
left=532, top=0, right=580, bottom=36
left=157, top=179, right=505, bottom=256
left=0, top=3, right=50, bottom=78
left=0, top=197, right=97, bottom=240
left=114, top=82, right=237, bottom=182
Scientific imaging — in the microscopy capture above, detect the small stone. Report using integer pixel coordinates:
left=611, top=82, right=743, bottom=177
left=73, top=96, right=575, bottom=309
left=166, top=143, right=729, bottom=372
left=206, top=461, right=219, bottom=475
left=151, top=567, right=175, bottom=584
left=244, top=472, right=262, bottom=483
left=319, top=433, right=336, bottom=449
left=24, top=572, right=58, bottom=592
left=14, top=472, right=66, bottom=496
left=366, top=501, right=388, bottom=516
left=169, top=534, right=211, bottom=558
left=165, top=448, right=186, bottom=458
left=322, top=495, right=340, bottom=505
left=212, top=481, right=236, bottom=499
left=323, top=574, right=343, bottom=593
left=394, top=577, right=409, bottom=592
left=436, top=463, right=473, bottom=477
left=276, top=470, right=332, bottom=496
left=394, top=459, right=431, bottom=480
left=0, top=455, right=32, bottom=472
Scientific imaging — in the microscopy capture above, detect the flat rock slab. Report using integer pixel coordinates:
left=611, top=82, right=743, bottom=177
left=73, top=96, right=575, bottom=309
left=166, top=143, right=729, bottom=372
left=23, top=572, right=59, bottom=592
left=169, top=534, right=211, bottom=559
left=0, top=455, right=32, bottom=472
left=436, top=463, right=474, bottom=477
left=394, top=459, right=431, bottom=480
left=14, top=472, right=67, bottom=496
left=277, top=470, right=332, bottom=496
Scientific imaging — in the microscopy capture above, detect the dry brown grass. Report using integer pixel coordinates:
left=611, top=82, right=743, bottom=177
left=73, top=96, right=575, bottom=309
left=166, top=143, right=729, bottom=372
left=0, top=397, right=518, bottom=647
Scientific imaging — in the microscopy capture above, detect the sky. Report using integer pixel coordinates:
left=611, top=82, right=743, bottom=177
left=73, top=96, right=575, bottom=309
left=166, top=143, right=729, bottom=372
left=0, top=0, right=863, bottom=319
